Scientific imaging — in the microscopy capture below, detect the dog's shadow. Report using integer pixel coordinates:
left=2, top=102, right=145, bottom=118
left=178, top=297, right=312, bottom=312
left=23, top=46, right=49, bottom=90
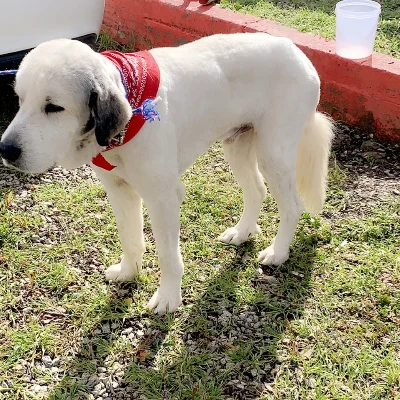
left=48, top=231, right=318, bottom=400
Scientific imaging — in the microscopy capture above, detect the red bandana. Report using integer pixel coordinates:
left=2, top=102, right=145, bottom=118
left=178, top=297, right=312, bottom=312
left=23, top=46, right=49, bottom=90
left=92, top=50, right=160, bottom=171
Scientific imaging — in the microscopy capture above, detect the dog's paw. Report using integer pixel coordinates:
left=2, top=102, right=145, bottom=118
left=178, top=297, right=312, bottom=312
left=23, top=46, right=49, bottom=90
left=258, top=245, right=289, bottom=266
left=218, top=224, right=261, bottom=246
left=147, top=289, right=182, bottom=315
left=105, top=262, right=139, bottom=282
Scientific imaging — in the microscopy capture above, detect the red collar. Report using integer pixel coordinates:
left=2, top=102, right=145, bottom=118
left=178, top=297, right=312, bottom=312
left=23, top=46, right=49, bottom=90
left=92, top=50, right=160, bottom=171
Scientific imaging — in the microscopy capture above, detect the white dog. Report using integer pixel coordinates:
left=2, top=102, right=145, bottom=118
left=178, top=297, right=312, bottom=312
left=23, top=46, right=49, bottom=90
left=0, top=33, right=333, bottom=314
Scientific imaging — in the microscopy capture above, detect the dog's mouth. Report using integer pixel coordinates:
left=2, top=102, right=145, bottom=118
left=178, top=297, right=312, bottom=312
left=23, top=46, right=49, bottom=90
left=1, top=158, right=19, bottom=170
left=2, top=158, right=56, bottom=175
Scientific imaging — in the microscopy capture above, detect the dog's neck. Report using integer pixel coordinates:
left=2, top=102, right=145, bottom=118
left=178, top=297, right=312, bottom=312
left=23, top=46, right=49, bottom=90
left=91, top=50, right=161, bottom=171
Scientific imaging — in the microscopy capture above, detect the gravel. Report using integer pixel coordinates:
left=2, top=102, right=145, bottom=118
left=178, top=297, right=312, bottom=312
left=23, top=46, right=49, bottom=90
left=329, top=123, right=400, bottom=218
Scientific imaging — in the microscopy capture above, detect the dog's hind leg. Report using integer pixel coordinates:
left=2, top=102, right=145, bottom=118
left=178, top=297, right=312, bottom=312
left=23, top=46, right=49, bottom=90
left=255, top=118, right=305, bottom=266
left=218, top=128, right=267, bottom=246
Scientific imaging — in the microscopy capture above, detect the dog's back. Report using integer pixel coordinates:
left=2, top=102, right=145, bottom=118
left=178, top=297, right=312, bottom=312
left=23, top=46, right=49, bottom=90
left=151, top=33, right=323, bottom=166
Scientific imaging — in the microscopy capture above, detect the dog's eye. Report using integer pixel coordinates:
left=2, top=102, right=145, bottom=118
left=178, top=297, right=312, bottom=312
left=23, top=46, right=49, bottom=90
left=45, top=104, right=65, bottom=114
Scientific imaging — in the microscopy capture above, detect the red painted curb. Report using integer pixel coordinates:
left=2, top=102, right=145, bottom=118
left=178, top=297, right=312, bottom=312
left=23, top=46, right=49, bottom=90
left=102, top=0, right=400, bottom=142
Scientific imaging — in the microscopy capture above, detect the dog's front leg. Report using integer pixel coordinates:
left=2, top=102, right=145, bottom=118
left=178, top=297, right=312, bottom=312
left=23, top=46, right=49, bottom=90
left=142, top=181, right=185, bottom=314
left=95, top=168, right=145, bottom=281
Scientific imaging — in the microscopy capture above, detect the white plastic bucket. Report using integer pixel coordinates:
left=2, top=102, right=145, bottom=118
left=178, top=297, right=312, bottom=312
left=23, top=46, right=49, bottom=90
left=335, top=0, right=381, bottom=59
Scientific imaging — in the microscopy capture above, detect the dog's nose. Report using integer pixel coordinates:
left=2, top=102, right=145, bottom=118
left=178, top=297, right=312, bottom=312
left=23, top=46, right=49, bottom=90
left=0, top=142, right=22, bottom=162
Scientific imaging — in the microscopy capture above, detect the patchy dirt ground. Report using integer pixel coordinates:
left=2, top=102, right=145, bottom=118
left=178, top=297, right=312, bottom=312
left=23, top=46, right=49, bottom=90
left=328, top=123, right=399, bottom=218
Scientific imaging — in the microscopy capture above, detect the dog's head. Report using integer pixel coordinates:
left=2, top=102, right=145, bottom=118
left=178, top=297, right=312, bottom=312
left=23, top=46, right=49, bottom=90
left=0, top=39, right=132, bottom=173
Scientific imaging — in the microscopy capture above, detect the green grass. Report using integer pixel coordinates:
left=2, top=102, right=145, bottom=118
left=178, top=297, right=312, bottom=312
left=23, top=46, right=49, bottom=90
left=0, top=141, right=399, bottom=399
left=220, top=0, right=400, bottom=59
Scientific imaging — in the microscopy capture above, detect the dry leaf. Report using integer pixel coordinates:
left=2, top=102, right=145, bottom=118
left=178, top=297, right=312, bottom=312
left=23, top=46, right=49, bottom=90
left=123, top=298, right=133, bottom=307
left=301, top=348, right=314, bottom=359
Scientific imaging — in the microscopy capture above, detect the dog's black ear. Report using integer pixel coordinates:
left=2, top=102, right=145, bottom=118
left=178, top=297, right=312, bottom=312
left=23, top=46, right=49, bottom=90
left=89, top=89, right=130, bottom=147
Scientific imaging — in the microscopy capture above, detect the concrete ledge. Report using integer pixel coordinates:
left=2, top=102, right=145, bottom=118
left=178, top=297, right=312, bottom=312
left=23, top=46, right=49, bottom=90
left=102, top=0, right=400, bottom=142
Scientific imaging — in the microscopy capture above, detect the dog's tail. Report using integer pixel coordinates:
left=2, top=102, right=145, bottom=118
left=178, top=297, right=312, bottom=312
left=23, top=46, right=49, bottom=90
left=296, top=112, right=334, bottom=215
